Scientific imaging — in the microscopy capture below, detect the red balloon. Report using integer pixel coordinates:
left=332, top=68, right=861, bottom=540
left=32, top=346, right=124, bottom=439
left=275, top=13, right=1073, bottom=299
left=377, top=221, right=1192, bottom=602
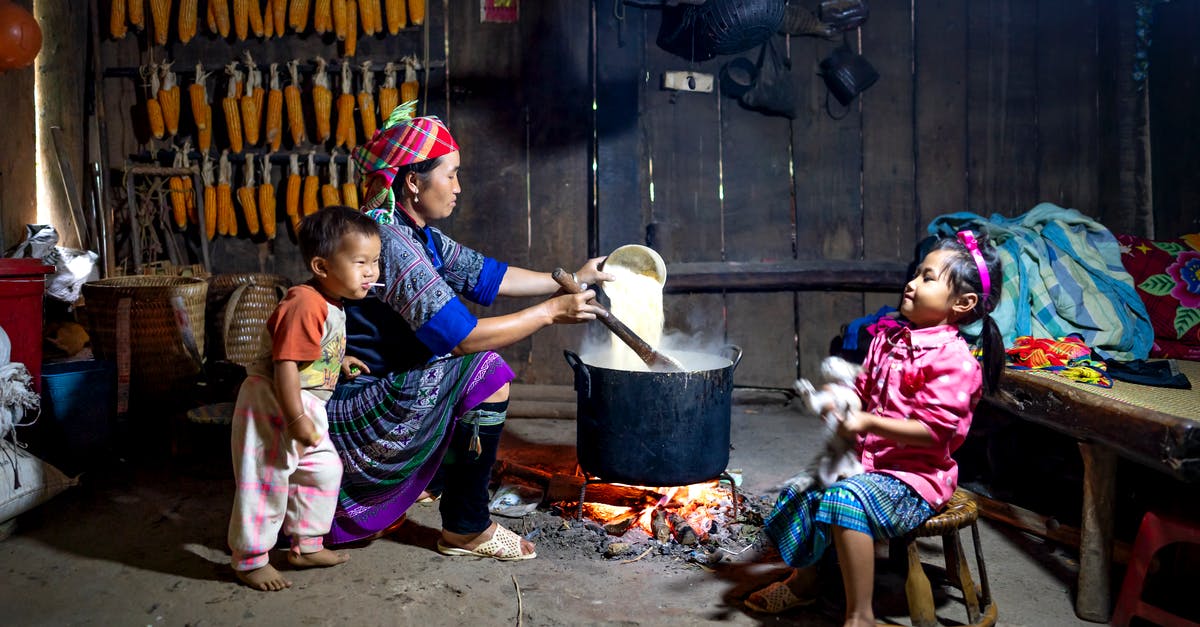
left=0, top=1, right=43, bottom=71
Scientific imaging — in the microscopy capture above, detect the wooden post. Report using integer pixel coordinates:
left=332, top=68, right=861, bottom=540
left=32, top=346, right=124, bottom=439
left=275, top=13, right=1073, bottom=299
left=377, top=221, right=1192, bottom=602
left=1076, top=442, right=1117, bottom=622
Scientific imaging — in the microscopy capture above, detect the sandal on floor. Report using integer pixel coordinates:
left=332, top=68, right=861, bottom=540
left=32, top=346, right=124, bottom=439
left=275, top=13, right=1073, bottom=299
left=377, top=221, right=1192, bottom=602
left=436, top=524, right=537, bottom=561
left=744, top=580, right=815, bottom=614
left=416, top=493, right=440, bottom=504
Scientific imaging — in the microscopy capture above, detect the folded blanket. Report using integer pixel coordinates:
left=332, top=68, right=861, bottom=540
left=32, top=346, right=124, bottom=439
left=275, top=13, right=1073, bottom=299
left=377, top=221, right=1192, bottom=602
left=929, top=203, right=1153, bottom=361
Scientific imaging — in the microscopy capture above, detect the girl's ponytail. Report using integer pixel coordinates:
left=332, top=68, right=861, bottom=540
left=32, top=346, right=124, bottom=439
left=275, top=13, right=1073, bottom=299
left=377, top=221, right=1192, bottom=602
left=979, top=312, right=1004, bottom=394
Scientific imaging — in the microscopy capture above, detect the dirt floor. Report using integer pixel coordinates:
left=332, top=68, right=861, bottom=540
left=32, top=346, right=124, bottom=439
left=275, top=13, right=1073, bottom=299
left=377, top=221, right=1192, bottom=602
left=1, top=387, right=1105, bottom=626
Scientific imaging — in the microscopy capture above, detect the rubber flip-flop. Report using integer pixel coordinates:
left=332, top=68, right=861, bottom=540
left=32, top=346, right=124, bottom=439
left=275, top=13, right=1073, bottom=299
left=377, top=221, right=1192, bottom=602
left=436, top=524, right=536, bottom=561
left=744, top=580, right=816, bottom=614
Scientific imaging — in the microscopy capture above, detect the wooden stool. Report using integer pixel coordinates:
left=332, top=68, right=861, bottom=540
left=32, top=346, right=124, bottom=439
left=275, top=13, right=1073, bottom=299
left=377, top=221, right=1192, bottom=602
left=891, top=489, right=998, bottom=627
left=1111, top=510, right=1200, bottom=627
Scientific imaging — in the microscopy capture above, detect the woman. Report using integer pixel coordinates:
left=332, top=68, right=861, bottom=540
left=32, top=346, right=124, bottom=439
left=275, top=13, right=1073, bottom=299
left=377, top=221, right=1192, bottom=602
left=325, top=102, right=609, bottom=560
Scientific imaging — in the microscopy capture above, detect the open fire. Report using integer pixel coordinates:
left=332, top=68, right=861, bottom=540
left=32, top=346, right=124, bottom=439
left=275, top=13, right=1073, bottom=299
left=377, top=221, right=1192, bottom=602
left=573, top=480, right=739, bottom=545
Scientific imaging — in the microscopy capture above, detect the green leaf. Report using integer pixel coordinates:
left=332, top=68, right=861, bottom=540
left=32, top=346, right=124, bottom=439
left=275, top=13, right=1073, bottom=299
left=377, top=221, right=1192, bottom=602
left=1155, top=241, right=1186, bottom=256
left=1177, top=308, right=1200, bottom=338
left=1139, top=274, right=1177, bottom=296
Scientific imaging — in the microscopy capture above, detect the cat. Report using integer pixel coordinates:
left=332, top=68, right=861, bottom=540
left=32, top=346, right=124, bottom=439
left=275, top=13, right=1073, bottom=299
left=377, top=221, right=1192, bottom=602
left=778, top=356, right=866, bottom=493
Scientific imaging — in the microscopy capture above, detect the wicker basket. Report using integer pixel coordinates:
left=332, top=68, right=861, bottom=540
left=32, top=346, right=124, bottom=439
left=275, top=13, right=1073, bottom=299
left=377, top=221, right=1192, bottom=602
left=80, top=276, right=208, bottom=397
left=205, top=273, right=291, bottom=368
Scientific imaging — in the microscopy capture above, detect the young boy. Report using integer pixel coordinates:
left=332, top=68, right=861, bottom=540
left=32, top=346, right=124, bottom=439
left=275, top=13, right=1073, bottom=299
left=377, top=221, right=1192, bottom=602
left=228, top=206, right=381, bottom=591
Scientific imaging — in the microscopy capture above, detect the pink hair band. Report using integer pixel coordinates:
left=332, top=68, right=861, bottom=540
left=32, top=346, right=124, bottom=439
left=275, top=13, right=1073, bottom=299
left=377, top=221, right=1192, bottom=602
left=956, top=230, right=991, bottom=304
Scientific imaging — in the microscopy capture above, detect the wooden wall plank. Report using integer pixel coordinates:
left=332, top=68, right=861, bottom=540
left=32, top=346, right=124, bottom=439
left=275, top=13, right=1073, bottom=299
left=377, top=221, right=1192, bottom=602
left=721, top=39, right=797, bottom=388
left=1095, top=0, right=1140, bottom=235
left=636, top=8, right=729, bottom=370
left=915, top=0, right=968, bottom=233
left=791, top=35, right=865, bottom=380
left=595, top=0, right=646, bottom=256
left=1037, top=0, right=1100, bottom=215
left=1149, top=0, right=1200, bottom=236
left=966, top=0, right=1041, bottom=217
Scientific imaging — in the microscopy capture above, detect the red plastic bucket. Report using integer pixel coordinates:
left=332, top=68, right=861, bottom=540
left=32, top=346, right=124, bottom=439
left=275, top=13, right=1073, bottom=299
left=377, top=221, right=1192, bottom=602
left=0, top=258, right=54, bottom=392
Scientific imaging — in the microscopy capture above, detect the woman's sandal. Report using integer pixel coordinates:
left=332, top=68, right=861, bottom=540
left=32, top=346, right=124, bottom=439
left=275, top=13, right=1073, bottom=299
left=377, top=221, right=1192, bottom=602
left=744, top=579, right=816, bottom=614
left=436, top=524, right=537, bottom=561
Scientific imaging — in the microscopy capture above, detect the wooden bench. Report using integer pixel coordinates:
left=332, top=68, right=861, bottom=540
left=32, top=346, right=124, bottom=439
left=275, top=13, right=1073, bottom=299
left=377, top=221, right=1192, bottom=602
left=981, top=360, right=1200, bottom=623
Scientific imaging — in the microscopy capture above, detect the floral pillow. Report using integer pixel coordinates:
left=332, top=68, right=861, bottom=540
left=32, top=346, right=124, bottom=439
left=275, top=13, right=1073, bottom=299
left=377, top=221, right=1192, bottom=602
left=1116, top=233, right=1200, bottom=359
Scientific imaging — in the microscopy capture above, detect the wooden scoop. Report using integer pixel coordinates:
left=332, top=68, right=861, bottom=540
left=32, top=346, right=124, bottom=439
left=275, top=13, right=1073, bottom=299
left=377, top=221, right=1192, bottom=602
left=552, top=268, right=684, bottom=372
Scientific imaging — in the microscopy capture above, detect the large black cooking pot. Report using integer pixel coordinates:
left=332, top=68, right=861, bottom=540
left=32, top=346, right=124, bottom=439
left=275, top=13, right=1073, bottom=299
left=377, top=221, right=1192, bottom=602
left=564, top=346, right=742, bottom=486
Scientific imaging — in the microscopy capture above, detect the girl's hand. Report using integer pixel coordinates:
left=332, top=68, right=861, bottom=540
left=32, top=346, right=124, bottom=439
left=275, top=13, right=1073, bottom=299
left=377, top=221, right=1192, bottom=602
left=342, top=356, right=370, bottom=379
left=549, top=291, right=604, bottom=324
left=574, top=257, right=615, bottom=289
left=837, top=410, right=875, bottom=438
left=288, top=414, right=321, bottom=448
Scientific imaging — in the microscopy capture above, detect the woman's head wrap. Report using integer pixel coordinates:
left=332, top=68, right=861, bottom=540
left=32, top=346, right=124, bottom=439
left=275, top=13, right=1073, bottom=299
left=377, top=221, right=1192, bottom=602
left=352, top=100, right=459, bottom=222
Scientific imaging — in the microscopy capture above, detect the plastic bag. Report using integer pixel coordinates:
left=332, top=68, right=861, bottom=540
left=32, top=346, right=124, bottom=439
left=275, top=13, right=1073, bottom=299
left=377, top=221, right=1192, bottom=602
left=4, top=224, right=99, bottom=303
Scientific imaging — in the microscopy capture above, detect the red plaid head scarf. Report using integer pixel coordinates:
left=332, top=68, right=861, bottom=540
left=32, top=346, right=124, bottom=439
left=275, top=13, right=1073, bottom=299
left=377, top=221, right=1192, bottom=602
left=353, top=100, right=459, bottom=221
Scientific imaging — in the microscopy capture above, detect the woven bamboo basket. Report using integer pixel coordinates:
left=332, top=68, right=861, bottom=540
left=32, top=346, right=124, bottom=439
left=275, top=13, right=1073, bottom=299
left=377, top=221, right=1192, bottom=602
left=80, top=276, right=208, bottom=397
left=205, top=273, right=291, bottom=368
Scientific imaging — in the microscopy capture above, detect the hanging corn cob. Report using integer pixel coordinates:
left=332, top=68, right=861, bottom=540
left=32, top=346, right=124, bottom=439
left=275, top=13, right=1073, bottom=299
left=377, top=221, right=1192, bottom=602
left=290, top=0, right=310, bottom=32
left=313, top=57, right=333, bottom=144
left=182, top=147, right=198, bottom=224
left=206, top=0, right=217, bottom=32
left=400, top=56, right=419, bottom=104
left=202, top=155, right=218, bottom=239
left=259, top=155, right=277, bottom=239
left=314, top=0, right=331, bottom=34
left=170, top=149, right=189, bottom=229
left=158, top=63, right=181, bottom=137
left=111, top=0, right=127, bottom=39
left=335, top=61, right=356, bottom=149
left=379, top=62, right=399, bottom=119
left=217, top=151, right=235, bottom=235
left=249, top=0, right=265, bottom=37
left=303, top=152, right=320, bottom=217
left=343, top=0, right=358, bottom=57
left=272, top=0, right=287, bottom=35
left=212, top=0, right=231, bottom=37
left=371, top=0, right=385, bottom=35
left=240, top=53, right=263, bottom=146
left=286, top=153, right=302, bottom=231
left=146, top=64, right=166, bottom=140
left=285, top=60, right=307, bottom=145
left=179, top=0, right=199, bottom=43
left=321, top=158, right=341, bottom=207
left=265, top=64, right=284, bottom=151
left=332, top=0, right=348, bottom=40
left=190, top=65, right=211, bottom=151
left=223, top=63, right=244, bottom=153
left=129, top=0, right=144, bottom=31
left=150, top=0, right=170, bottom=45
left=358, top=61, right=377, bottom=140
left=386, top=0, right=406, bottom=34
left=352, top=0, right=372, bottom=35
left=238, top=159, right=261, bottom=235
left=342, top=157, right=359, bottom=209
left=233, top=0, right=249, bottom=40
left=407, top=0, right=423, bottom=26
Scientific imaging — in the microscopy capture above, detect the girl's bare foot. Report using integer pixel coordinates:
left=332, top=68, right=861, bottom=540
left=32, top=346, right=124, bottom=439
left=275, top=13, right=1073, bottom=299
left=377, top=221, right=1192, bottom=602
left=287, top=548, right=349, bottom=568
left=236, top=564, right=292, bottom=591
left=441, top=521, right=536, bottom=557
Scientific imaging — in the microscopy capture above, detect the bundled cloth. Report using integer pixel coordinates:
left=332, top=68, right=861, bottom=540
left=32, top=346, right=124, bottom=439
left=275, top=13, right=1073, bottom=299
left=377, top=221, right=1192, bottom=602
left=928, top=203, right=1153, bottom=362
left=0, top=325, right=39, bottom=441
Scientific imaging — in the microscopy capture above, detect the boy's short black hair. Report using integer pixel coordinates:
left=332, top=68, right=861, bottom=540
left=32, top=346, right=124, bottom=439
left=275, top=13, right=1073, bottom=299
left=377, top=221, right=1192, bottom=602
left=297, top=205, right=380, bottom=265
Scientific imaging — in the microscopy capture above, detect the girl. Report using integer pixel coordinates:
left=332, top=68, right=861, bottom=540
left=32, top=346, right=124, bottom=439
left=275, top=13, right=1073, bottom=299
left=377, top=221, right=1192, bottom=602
left=747, top=231, right=1004, bottom=626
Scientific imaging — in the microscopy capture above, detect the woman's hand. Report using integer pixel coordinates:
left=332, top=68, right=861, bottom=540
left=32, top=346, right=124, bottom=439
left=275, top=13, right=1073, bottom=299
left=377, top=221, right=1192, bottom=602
left=341, top=356, right=370, bottom=379
left=574, top=257, right=615, bottom=289
left=288, top=413, right=322, bottom=448
left=548, top=290, right=605, bottom=324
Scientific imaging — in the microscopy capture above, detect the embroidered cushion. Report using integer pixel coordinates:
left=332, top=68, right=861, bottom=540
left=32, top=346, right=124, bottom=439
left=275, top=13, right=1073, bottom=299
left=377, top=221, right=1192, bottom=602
left=1116, top=233, right=1200, bottom=359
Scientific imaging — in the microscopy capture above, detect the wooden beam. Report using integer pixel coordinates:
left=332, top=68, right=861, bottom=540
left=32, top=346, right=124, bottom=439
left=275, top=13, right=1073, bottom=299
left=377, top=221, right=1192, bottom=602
left=664, top=260, right=909, bottom=294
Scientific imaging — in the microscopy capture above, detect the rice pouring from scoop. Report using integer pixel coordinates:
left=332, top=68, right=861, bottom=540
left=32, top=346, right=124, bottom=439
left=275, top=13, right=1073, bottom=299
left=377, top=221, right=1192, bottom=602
left=602, top=264, right=665, bottom=371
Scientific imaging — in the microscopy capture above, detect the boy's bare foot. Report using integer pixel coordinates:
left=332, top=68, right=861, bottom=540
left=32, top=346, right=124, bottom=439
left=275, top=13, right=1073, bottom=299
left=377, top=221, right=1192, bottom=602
left=236, top=564, right=292, bottom=591
left=287, top=548, right=349, bottom=568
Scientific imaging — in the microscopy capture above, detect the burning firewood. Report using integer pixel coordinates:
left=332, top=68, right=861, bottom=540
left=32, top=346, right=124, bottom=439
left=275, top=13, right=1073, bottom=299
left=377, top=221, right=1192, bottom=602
left=602, top=511, right=639, bottom=536
left=669, top=513, right=699, bottom=546
left=651, top=508, right=671, bottom=543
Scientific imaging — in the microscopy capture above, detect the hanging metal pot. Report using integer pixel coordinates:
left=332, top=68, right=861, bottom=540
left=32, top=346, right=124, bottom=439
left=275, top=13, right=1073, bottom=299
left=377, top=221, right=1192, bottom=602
left=564, top=346, right=742, bottom=486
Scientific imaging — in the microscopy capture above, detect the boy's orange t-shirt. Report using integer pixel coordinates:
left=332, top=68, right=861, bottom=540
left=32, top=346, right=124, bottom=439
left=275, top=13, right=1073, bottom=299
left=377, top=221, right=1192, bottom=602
left=268, top=284, right=346, bottom=397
